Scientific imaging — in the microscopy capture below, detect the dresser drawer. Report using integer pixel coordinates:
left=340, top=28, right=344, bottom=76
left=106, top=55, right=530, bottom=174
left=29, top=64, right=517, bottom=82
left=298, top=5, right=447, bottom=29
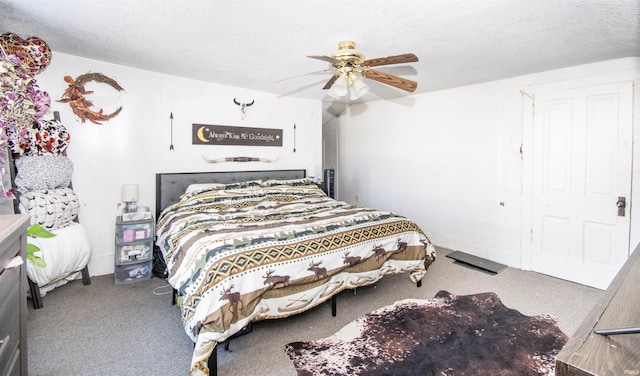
left=2, top=348, right=19, bottom=376
left=0, top=265, right=20, bottom=374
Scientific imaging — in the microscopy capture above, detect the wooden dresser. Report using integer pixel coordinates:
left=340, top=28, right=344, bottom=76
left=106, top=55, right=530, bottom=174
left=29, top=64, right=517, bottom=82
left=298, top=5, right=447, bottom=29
left=555, top=243, right=640, bottom=375
left=0, top=214, right=30, bottom=376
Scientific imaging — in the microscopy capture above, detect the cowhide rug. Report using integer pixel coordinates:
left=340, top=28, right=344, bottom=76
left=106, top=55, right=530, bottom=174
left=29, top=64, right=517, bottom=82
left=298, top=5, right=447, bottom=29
left=285, top=291, right=567, bottom=376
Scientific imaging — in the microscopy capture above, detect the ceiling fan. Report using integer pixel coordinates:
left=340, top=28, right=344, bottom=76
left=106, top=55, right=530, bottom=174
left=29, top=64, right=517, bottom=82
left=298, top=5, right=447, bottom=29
left=307, top=41, right=419, bottom=100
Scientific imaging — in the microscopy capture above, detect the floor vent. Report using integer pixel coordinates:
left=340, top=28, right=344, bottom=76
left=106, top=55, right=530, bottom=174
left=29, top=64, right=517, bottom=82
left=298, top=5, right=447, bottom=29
left=446, top=251, right=507, bottom=274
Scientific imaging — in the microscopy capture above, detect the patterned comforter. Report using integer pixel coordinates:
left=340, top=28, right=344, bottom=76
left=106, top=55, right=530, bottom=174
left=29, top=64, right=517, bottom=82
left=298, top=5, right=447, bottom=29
left=155, top=178, right=436, bottom=375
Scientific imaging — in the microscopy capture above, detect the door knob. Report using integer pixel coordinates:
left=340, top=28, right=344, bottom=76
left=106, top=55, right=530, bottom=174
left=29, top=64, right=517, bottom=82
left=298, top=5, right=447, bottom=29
left=617, top=197, right=626, bottom=217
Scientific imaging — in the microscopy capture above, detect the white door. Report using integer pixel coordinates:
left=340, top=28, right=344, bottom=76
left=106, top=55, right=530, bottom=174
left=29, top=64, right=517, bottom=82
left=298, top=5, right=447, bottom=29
left=530, top=82, right=633, bottom=289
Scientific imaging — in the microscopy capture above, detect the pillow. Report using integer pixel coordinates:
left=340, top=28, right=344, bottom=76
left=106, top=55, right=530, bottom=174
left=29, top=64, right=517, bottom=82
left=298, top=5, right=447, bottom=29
left=15, top=155, right=74, bottom=191
left=181, top=180, right=263, bottom=200
left=20, top=188, right=80, bottom=230
left=26, top=222, right=91, bottom=296
left=221, top=179, right=263, bottom=190
left=262, top=178, right=315, bottom=187
left=184, top=183, right=226, bottom=194
left=8, top=118, right=71, bottom=156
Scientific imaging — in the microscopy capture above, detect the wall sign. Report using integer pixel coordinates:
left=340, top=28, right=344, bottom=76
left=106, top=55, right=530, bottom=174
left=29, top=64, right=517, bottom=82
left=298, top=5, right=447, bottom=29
left=192, top=124, right=282, bottom=146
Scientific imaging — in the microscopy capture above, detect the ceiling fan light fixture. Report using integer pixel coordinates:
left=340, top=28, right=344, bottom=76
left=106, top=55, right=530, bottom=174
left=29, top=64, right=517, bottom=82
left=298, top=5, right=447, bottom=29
left=330, top=75, right=349, bottom=97
left=349, top=76, right=369, bottom=100
left=326, top=88, right=342, bottom=99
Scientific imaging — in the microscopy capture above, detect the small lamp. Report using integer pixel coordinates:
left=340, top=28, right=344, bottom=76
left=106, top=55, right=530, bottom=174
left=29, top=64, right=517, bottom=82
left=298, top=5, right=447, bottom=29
left=121, top=184, right=139, bottom=213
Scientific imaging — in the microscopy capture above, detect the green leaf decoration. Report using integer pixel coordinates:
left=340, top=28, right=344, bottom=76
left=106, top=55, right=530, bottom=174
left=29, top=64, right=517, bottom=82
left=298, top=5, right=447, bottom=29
left=26, top=243, right=47, bottom=268
left=27, top=224, right=56, bottom=238
left=25, top=224, right=55, bottom=267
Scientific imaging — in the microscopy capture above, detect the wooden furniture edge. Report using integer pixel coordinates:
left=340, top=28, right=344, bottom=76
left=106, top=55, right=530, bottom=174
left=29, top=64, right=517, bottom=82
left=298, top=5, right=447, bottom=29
left=555, top=242, right=640, bottom=375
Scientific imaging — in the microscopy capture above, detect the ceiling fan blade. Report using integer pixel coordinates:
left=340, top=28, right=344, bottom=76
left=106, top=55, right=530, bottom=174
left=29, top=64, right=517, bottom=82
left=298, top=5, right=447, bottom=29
left=363, top=53, right=418, bottom=67
left=381, top=65, right=418, bottom=76
left=278, top=78, right=329, bottom=98
left=275, top=68, right=332, bottom=83
left=362, top=69, right=417, bottom=92
left=322, top=74, right=339, bottom=90
left=308, top=55, right=341, bottom=64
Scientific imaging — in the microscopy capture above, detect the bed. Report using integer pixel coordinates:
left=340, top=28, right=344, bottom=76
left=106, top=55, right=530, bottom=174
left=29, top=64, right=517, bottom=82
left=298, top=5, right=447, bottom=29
left=155, top=169, right=436, bottom=376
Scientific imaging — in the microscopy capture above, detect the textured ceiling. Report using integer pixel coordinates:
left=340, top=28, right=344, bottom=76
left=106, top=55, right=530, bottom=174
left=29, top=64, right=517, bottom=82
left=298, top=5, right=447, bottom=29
left=1, top=0, right=639, bottom=117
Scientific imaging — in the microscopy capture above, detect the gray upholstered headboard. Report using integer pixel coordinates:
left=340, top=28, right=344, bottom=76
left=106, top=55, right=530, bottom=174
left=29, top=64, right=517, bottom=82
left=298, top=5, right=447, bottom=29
left=155, top=169, right=306, bottom=218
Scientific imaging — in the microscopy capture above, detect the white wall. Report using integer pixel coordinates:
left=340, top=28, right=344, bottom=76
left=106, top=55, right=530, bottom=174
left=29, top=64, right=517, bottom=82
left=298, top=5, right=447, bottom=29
left=337, top=58, right=640, bottom=269
left=33, top=53, right=322, bottom=276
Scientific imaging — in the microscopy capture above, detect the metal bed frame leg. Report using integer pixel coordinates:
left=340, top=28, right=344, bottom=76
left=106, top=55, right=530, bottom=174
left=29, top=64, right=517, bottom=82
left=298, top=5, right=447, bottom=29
left=81, top=265, right=91, bottom=285
left=28, top=278, right=43, bottom=309
left=28, top=265, right=92, bottom=310
left=331, top=294, right=337, bottom=317
left=207, top=347, right=218, bottom=376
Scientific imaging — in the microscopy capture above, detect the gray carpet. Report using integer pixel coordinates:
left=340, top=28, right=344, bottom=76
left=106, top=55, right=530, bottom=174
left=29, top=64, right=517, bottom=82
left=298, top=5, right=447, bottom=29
left=27, top=248, right=603, bottom=376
